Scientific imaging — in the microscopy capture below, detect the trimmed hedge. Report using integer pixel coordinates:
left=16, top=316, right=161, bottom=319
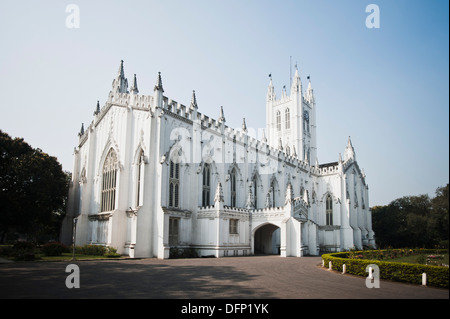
left=322, top=249, right=449, bottom=289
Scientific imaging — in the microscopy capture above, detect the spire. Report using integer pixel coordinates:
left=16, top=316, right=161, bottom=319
left=262, top=129, right=267, bottom=143
left=154, top=72, right=164, bottom=93
left=218, top=106, right=226, bottom=123
left=344, top=136, right=355, bottom=161
left=285, top=183, right=294, bottom=205
left=267, top=74, right=275, bottom=101
left=94, top=100, right=100, bottom=115
left=214, top=182, right=224, bottom=203
left=118, top=60, right=125, bottom=78
left=242, top=118, right=247, bottom=132
left=190, top=90, right=198, bottom=110
left=305, top=76, right=314, bottom=103
left=113, top=60, right=128, bottom=94
left=78, top=123, right=84, bottom=136
left=153, top=72, right=164, bottom=108
left=303, top=188, right=309, bottom=206
left=130, top=74, right=139, bottom=94
left=291, top=65, right=301, bottom=93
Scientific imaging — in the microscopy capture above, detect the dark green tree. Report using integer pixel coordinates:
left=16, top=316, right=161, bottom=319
left=0, top=130, right=69, bottom=243
left=371, top=185, right=449, bottom=248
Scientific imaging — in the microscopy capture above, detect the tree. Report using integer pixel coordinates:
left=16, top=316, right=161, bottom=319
left=371, top=184, right=449, bottom=248
left=0, top=130, right=69, bottom=243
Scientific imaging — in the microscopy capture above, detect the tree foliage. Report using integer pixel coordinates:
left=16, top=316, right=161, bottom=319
left=0, top=130, right=70, bottom=243
left=372, top=184, right=449, bottom=248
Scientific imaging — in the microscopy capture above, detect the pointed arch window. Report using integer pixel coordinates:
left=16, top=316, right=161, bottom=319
left=136, top=150, right=145, bottom=207
left=169, top=160, right=180, bottom=208
left=326, top=194, right=333, bottom=225
left=230, top=168, right=237, bottom=207
left=101, top=149, right=118, bottom=212
left=202, top=163, right=211, bottom=206
left=276, top=111, right=281, bottom=131
left=285, top=108, right=290, bottom=129
left=270, top=179, right=276, bottom=207
left=252, top=175, right=258, bottom=209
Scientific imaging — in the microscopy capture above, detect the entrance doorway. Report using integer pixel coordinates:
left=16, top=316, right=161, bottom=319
left=254, top=223, right=280, bottom=255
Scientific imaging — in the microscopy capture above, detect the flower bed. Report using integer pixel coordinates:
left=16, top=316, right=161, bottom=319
left=322, top=249, right=449, bottom=289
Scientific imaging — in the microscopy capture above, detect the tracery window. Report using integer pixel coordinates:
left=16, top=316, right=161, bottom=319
left=326, top=194, right=333, bottom=225
left=202, top=163, right=211, bottom=206
left=253, top=175, right=258, bottom=209
left=169, top=160, right=180, bottom=208
left=101, top=148, right=118, bottom=212
left=230, top=168, right=236, bottom=207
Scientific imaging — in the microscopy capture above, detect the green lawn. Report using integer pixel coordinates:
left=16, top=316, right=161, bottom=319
left=383, top=253, right=449, bottom=266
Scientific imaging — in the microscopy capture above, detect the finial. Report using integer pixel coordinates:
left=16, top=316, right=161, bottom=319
left=242, top=118, right=247, bottom=132
left=94, top=100, right=100, bottom=115
left=214, top=182, right=224, bottom=203
left=218, top=106, right=226, bottom=123
left=154, top=72, right=164, bottom=92
left=130, top=74, right=139, bottom=94
left=190, top=90, right=198, bottom=109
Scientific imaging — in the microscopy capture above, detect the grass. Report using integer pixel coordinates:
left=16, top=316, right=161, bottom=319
left=383, top=253, right=449, bottom=266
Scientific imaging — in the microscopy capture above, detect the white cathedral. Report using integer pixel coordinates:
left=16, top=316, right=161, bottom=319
left=61, top=60, right=375, bottom=259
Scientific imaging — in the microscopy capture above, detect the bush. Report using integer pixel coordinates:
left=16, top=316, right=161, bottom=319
left=12, top=241, right=36, bottom=261
left=41, top=242, right=68, bottom=256
left=75, top=244, right=107, bottom=256
left=104, top=246, right=121, bottom=258
left=322, top=249, right=449, bottom=288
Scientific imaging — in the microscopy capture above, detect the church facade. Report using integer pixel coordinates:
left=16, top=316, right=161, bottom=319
left=61, top=61, right=375, bottom=259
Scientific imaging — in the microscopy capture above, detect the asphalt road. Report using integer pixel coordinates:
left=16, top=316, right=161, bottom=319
left=0, top=256, right=448, bottom=299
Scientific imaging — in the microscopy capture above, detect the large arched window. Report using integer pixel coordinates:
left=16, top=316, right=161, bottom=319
left=230, top=168, right=237, bottom=207
left=276, top=111, right=281, bottom=131
left=169, top=160, right=180, bottom=208
left=285, top=108, right=290, bottom=129
left=202, top=163, right=211, bottom=206
left=101, top=148, right=118, bottom=212
left=326, top=194, right=333, bottom=225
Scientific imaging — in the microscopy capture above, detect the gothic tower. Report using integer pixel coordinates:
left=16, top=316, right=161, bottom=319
left=266, top=66, right=316, bottom=163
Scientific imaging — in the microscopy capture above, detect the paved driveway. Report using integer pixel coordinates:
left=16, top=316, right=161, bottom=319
left=0, top=256, right=448, bottom=299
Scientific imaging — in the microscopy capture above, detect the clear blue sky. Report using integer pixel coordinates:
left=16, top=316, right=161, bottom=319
left=0, top=0, right=448, bottom=206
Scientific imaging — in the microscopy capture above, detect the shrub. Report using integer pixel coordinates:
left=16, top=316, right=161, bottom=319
left=322, top=249, right=449, bottom=289
left=12, top=241, right=36, bottom=261
left=75, top=244, right=107, bottom=256
left=41, top=242, right=68, bottom=256
left=104, top=246, right=121, bottom=258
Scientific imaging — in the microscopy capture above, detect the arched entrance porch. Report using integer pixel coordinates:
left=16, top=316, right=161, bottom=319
left=253, top=223, right=280, bottom=255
